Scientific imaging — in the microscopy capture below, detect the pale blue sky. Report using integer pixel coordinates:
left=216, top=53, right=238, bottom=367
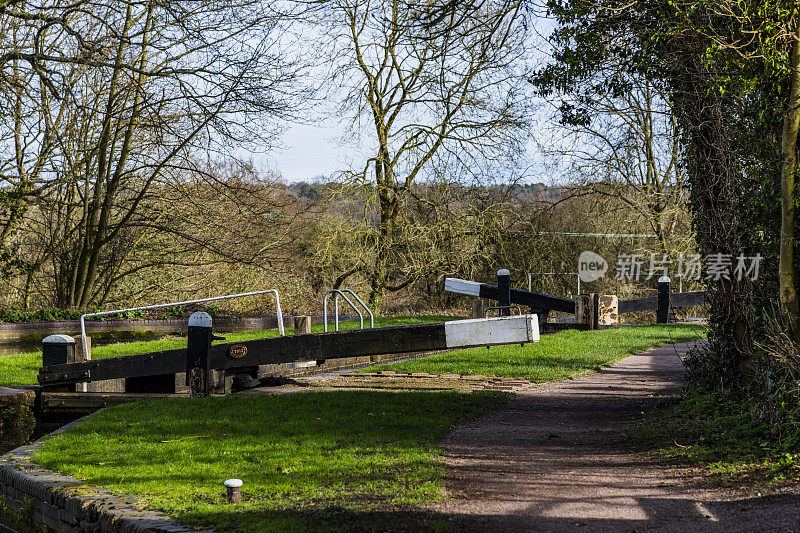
left=263, top=10, right=558, bottom=184
left=268, top=122, right=345, bottom=182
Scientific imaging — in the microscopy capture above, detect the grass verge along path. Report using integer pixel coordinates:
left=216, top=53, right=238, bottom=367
left=637, top=392, right=800, bottom=489
left=360, top=324, right=706, bottom=381
left=34, top=390, right=507, bottom=532
left=0, top=315, right=461, bottom=386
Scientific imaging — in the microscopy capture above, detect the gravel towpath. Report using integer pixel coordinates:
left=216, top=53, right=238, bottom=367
left=437, top=341, right=800, bottom=532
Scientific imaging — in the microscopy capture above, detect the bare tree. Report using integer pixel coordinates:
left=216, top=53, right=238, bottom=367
left=0, top=0, right=304, bottom=308
left=311, top=0, right=530, bottom=308
left=540, top=73, right=687, bottom=255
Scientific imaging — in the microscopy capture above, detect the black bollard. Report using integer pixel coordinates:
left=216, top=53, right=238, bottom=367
left=497, top=268, right=511, bottom=316
left=41, top=335, right=77, bottom=392
left=186, top=311, right=213, bottom=397
left=657, top=276, right=671, bottom=324
left=42, top=334, right=77, bottom=367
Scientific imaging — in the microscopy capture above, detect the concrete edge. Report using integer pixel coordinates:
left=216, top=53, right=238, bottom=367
left=0, top=413, right=213, bottom=533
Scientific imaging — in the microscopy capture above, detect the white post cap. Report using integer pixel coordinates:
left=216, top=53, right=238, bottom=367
left=188, top=311, right=212, bottom=328
left=497, top=268, right=510, bottom=276
left=658, top=276, right=671, bottom=283
left=42, top=334, right=75, bottom=344
left=224, top=478, right=243, bottom=488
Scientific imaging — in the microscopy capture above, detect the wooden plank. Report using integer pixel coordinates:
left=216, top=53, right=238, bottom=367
left=39, top=317, right=539, bottom=386
left=671, top=290, right=708, bottom=307
left=207, top=323, right=448, bottom=370
left=41, top=392, right=187, bottom=412
left=619, top=296, right=659, bottom=313
left=619, top=291, right=709, bottom=314
left=540, top=323, right=589, bottom=333
left=444, top=316, right=538, bottom=347
left=39, top=348, right=186, bottom=385
left=444, top=278, right=574, bottom=313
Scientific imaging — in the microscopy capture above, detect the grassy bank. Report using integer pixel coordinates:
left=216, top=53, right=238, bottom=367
left=0, top=315, right=461, bottom=387
left=360, top=324, right=707, bottom=381
left=34, top=390, right=507, bottom=532
left=636, top=393, right=800, bottom=489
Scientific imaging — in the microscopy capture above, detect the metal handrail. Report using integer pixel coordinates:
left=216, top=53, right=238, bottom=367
left=338, top=289, right=374, bottom=329
left=323, top=290, right=364, bottom=332
left=79, top=289, right=284, bottom=361
left=323, top=289, right=373, bottom=332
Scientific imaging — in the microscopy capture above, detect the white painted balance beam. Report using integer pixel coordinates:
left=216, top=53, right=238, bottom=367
left=444, top=315, right=540, bottom=348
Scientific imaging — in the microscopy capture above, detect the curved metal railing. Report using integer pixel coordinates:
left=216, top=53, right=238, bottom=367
left=323, top=289, right=374, bottom=332
left=79, top=289, right=284, bottom=361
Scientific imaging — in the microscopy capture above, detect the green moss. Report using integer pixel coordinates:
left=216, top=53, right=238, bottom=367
left=0, top=394, right=35, bottom=448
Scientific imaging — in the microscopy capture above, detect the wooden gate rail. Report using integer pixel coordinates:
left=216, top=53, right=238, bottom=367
left=445, top=278, right=575, bottom=313
left=619, top=290, right=708, bottom=314
left=39, top=316, right=540, bottom=388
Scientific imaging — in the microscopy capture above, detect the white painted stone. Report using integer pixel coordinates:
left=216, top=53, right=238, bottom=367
left=444, top=278, right=482, bottom=297
left=188, top=311, right=212, bottom=328
left=444, top=315, right=539, bottom=348
left=42, top=334, right=75, bottom=344
left=224, top=479, right=243, bottom=488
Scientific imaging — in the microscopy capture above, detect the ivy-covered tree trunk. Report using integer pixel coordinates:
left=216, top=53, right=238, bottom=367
left=678, top=53, right=754, bottom=387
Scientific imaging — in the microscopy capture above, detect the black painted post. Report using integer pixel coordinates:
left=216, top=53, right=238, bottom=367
left=186, top=311, right=213, bottom=397
left=42, top=335, right=77, bottom=392
left=497, top=268, right=511, bottom=316
left=657, top=276, right=671, bottom=324
left=42, top=334, right=76, bottom=366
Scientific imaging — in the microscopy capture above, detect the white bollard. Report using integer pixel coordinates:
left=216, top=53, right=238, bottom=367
left=224, top=478, right=243, bottom=503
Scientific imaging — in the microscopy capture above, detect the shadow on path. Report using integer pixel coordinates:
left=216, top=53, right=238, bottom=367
left=437, top=342, right=800, bottom=532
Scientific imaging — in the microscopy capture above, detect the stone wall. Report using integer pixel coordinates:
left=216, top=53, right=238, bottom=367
left=0, top=418, right=211, bottom=533
left=0, top=389, right=35, bottom=449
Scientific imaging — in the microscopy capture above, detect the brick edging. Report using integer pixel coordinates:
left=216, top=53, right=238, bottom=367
left=0, top=416, right=213, bottom=533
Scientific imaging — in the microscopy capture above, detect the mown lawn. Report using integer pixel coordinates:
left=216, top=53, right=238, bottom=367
left=360, top=324, right=707, bottom=381
left=0, top=315, right=461, bottom=386
left=34, top=390, right=507, bottom=532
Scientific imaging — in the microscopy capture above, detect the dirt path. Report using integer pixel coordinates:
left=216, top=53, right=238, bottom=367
left=437, top=342, right=800, bottom=532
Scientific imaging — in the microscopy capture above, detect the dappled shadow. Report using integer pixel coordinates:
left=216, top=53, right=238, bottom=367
left=178, top=507, right=450, bottom=533
left=438, top=344, right=800, bottom=531
left=166, top=493, right=800, bottom=532
left=442, top=493, right=800, bottom=532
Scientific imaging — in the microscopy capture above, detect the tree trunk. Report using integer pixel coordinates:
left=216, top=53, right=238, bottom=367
left=369, top=179, right=397, bottom=310
left=780, top=25, right=800, bottom=337
left=678, top=47, right=754, bottom=388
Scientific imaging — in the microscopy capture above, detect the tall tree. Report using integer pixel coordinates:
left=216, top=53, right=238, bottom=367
left=540, top=73, right=687, bottom=254
left=0, top=0, right=303, bottom=307
left=313, top=0, right=530, bottom=308
left=534, top=0, right=760, bottom=386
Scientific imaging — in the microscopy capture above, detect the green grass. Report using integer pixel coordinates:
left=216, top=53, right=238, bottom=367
left=636, top=392, right=800, bottom=489
left=33, top=390, right=507, bottom=532
left=0, top=315, right=461, bottom=386
left=0, top=352, right=42, bottom=387
left=360, top=324, right=707, bottom=381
